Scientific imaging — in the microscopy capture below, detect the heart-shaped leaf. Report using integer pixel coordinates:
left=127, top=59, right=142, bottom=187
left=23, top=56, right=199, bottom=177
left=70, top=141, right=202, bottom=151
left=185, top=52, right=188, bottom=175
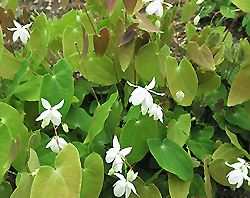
left=120, top=116, right=158, bottom=164
left=186, top=41, right=215, bottom=71
left=30, top=144, right=82, bottom=198
left=148, top=138, right=194, bottom=181
left=230, top=0, right=250, bottom=13
left=104, top=0, right=118, bottom=12
left=168, top=173, right=191, bottom=198
left=80, top=152, right=104, bottom=197
left=166, top=57, right=198, bottom=106
left=122, top=0, right=137, bottom=14
left=134, top=13, right=161, bottom=33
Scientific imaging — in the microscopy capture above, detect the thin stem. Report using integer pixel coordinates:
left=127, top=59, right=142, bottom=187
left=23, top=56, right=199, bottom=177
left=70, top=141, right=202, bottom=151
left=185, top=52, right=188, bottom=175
left=53, top=125, right=61, bottom=152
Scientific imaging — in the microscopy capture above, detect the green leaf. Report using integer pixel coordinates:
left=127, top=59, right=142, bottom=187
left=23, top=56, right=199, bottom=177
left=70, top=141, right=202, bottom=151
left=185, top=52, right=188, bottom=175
left=65, top=107, right=92, bottom=132
left=6, top=60, right=29, bottom=101
left=40, top=59, right=74, bottom=117
left=78, top=53, right=121, bottom=86
left=225, top=127, right=250, bottom=159
left=204, top=158, right=212, bottom=198
left=167, top=114, right=191, bottom=147
left=80, top=152, right=104, bottom=198
left=27, top=13, right=49, bottom=67
left=227, top=64, right=250, bottom=106
left=118, top=40, right=135, bottom=72
left=0, top=181, right=12, bottom=198
left=84, top=92, right=118, bottom=144
left=148, top=138, right=194, bottom=181
left=0, top=48, right=21, bottom=79
left=0, top=102, right=28, bottom=175
left=120, top=116, right=158, bottom=164
left=166, top=57, right=198, bottom=106
left=186, top=41, right=215, bottom=71
left=30, top=144, right=82, bottom=198
left=27, top=149, right=40, bottom=172
left=212, top=143, right=244, bottom=161
left=130, top=177, right=162, bottom=198
left=14, top=76, right=43, bottom=101
left=0, top=28, right=3, bottom=58
left=168, top=173, right=191, bottom=198
left=11, top=173, right=34, bottom=198
left=230, top=0, right=250, bottom=13
left=181, top=0, right=198, bottom=22
left=135, top=43, right=164, bottom=86
left=189, top=174, right=206, bottom=197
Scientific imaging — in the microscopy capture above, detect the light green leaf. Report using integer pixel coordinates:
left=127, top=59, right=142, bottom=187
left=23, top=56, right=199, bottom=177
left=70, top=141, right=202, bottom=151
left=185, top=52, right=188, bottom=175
left=230, top=0, right=250, bottom=13
left=166, top=57, right=198, bottom=106
left=27, top=149, right=40, bottom=173
left=168, top=173, right=191, bottom=198
left=80, top=152, right=104, bottom=198
left=181, top=0, right=198, bottom=22
left=227, top=64, right=250, bottom=106
left=27, top=13, right=49, bottom=67
left=0, top=103, right=28, bottom=175
left=84, top=92, right=118, bottom=144
left=40, top=59, right=74, bottom=117
left=148, top=138, right=194, bottom=181
left=0, top=181, right=12, bottom=198
left=78, top=53, right=121, bottom=86
left=186, top=41, right=215, bottom=71
left=0, top=48, right=21, bottom=79
left=11, top=173, right=34, bottom=198
left=135, top=43, right=164, bottom=86
left=30, top=144, right=82, bottom=198
left=130, top=177, right=162, bottom=198
left=120, top=116, right=158, bottom=164
left=167, top=113, right=191, bottom=147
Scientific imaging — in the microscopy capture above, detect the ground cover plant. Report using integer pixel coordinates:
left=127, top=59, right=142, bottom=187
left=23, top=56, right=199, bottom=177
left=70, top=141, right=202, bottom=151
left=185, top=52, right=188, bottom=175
left=0, top=0, right=250, bottom=197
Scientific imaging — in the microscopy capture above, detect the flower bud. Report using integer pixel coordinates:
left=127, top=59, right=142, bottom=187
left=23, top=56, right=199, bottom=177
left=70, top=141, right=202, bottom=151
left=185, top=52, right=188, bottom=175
left=194, top=14, right=200, bottom=25
left=155, top=20, right=161, bottom=29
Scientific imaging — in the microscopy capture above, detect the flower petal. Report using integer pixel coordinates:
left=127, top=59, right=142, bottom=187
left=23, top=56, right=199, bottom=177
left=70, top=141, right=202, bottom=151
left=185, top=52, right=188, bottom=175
left=146, top=77, right=155, bottom=90
left=46, top=137, right=56, bottom=148
left=120, top=147, right=132, bottom=157
left=155, top=2, right=163, bottom=17
left=36, top=110, right=50, bottom=121
left=58, top=137, right=68, bottom=149
left=41, top=98, right=51, bottom=109
left=51, top=109, right=62, bottom=119
left=113, top=180, right=126, bottom=197
left=125, top=185, right=132, bottom=198
left=129, top=87, right=146, bottom=106
left=113, top=135, right=121, bottom=150
left=23, top=22, right=33, bottom=29
left=146, top=1, right=158, bottom=15
left=53, top=99, right=64, bottom=110
left=114, top=173, right=126, bottom=181
left=127, top=81, right=139, bottom=88
left=13, top=20, right=22, bottom=29
left=127, top=182, right=138, bottom=196
left=12, top=30, right=20, bottom=42
left=51, top=115, right=61, bottom=126
left=19, top=28, right=29, bottom=44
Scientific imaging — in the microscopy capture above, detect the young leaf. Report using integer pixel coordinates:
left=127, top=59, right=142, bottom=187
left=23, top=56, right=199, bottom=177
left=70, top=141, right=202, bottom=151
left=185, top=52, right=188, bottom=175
left=30, top=144, right=82, bottom=198
left=80, top=152, right=104, bottom=197
left=168, top=173, right=191, bottom=198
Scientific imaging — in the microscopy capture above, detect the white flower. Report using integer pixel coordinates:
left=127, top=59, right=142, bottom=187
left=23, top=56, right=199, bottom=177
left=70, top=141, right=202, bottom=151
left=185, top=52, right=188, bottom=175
left=106, top=136, right=132, bottom=173
left=7, top=20, right=32, bottom=44
left=148, top=103, right=163, bottom=122
left=194, top=14, right=200, bottom=25
left=127, top=77, right=164, bottom=115
left=46, top=136, right=68, bottom=153
left=225, top=158, right=250, bottom=188
left=36, top=98, right=64, bottom=128
left=196, top=0, right=204, bottom=4
left=113, top=170, right=139, bottom=198
left=176, top=90, right=185, bottom=102
left=144, top=0, right=172, bottom=17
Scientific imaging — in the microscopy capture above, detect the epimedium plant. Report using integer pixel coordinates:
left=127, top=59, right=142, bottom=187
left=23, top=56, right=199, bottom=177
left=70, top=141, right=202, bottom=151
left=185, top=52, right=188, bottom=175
left=0, top=0, right=250, bottom=197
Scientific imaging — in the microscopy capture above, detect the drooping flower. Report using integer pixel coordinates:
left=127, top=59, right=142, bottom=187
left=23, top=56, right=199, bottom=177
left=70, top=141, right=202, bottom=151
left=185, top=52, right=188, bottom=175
left=176, top=90, right=185, bottom=102
left=127, top=77, right=164, bottom=115
left=148, top=103, right=163, bottom=122
left=143, top=0, right=173, bottom=17
left=113, top=170, right=139, bottom=198
left=36, top=98, right=64, bottom=128
left=196, top=0, right=204, bottom=4
left=46, top=136, right=68, bottom=153
left=7, top=20, right=32, bottom=44
left=225, top=158, right=250, bottom=188
left=105, top=136, right=132, bottom=173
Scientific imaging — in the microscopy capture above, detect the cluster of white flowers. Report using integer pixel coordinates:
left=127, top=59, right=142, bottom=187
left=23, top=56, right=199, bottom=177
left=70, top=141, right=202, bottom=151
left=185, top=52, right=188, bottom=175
left=143, top=0, right=173, bottom=18
left=36, top=98, right=68, bottom=153
left=106, top=136, right=138, bottom=198
left=225, top=158, right=250, bottom=188
left=127, top=77, right=164, bottom=123
left=8, top=20, right=32, bottom=44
